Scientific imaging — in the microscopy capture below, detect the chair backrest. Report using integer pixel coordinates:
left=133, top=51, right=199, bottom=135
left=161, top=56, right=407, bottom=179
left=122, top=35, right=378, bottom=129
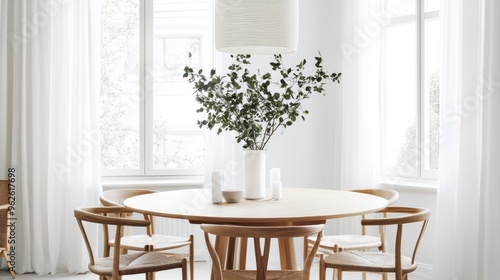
left=350, top=189, right=399, bottom=242
left=74, top=206, right=151, bottom=277
left=201, top=224, right=324, bottom=280
left=350, top=188, right=399, bottom=205
left=0, top=180, right=10, bottom=249
left=361, top=206, right=430, bottom=277
left=100, top=189, right=158, bottom=234
left=100, top=189, right=158, bottom=206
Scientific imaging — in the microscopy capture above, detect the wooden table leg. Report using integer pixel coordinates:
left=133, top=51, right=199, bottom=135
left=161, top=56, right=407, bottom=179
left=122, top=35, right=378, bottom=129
left=213, top=236, right=248, bottom=273
left=278, top=237, right=297, bottom=270
left=225, top=237, right=237, bottom=269
left=237, top=237, right=248, bottom=270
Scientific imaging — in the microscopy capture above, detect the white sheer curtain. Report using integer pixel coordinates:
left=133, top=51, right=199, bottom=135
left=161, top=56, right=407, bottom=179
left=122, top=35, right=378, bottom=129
left=337, top=0, right=380, bottom=191
left=434, top=0, right=500, bottom=279
left=0, top=0, right=101, bottom=275
left=332, top=0, right=381, bottom=235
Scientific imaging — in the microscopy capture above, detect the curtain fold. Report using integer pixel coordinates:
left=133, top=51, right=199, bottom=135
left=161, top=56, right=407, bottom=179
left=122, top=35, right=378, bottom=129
left=0, top=0, right=101, bottom=275
left=338, top=0, right=380, bottom=191
left=434, top=0, right=500, bottom=279
left=334, top=0, right=381, bottom=235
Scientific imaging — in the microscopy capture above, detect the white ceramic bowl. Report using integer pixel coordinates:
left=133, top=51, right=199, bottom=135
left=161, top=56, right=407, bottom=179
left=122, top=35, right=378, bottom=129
left=221, top=189, right=244, bottom=203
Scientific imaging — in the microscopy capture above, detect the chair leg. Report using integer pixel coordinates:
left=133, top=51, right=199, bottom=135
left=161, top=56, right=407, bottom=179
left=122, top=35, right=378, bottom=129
left=182, top=258, right=188, bottom=280
left=303, top=237, right=310, bottom=262
left=2, top=251, right=15, bottom=278
left=319, top=255, right=325, bottom=280
left=189, top=234, right=194, bottom=280
left=336, top=269, right=342, bottom=280
left=146, top=272, right=155, bottom=280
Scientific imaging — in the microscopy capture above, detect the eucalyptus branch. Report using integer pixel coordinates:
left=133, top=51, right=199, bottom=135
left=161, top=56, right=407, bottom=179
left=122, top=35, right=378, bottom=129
left=183, top=53, right=341, bottom=150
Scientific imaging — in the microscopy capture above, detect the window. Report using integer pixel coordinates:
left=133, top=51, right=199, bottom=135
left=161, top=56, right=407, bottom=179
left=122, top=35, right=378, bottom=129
left=380, top=0, right=440, bottom=181
left=100, top=0, right=213, bottom=177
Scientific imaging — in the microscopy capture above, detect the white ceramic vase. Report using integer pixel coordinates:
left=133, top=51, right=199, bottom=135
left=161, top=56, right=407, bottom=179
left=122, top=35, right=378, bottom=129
left=243, top=150, right=266, bottom=199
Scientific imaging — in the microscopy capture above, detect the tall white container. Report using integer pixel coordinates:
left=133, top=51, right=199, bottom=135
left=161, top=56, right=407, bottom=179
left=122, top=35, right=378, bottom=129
left=243, top=150, right=266, bottom=199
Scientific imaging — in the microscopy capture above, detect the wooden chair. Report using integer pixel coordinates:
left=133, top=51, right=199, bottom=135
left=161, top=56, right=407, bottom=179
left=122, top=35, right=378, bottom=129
left=320, top=206, right=430, bottom=280
left=0, top=180, right=15, bottom=278
left=305, top=189, right=399, bottom=280
left=74, top=206, right=187, bottom=280
left=201, top=223, right=324, bottom=280
left=99, top=189, right=194, bottom=280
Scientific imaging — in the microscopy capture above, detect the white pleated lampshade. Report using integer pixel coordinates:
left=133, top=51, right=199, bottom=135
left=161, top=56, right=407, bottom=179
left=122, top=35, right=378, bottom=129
left=215, top=0, right=299, bottom=54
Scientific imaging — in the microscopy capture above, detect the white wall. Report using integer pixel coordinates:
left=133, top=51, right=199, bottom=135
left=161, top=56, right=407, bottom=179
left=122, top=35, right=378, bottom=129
left=250, top=0, right=438, bottom=274
left=264, top=0, right=343, bottom=190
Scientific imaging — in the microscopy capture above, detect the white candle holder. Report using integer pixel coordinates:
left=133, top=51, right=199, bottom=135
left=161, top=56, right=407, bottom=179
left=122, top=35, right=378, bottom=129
left=271, top=181, right=282, bottom=200
left=211, top=171, right=224, bottom=204
left=270, top=168, right=281, bottom=187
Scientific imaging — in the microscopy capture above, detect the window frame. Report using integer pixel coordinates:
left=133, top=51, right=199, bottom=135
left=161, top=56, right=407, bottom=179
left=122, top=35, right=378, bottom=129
left=101, top=0, right=213, bottom=178
left=380, top=0, right=440, bottom=182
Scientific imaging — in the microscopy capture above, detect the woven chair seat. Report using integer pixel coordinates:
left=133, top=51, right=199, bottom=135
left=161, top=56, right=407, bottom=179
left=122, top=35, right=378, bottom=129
left=311, top=234, right=382, bottom=252
left=222, top=270, right=304, bottom=280
left=324, top=251, right=417, bottom=273
left=110, top=234, right=191, bottom=251
left=90, top=251, right=184, bottom=276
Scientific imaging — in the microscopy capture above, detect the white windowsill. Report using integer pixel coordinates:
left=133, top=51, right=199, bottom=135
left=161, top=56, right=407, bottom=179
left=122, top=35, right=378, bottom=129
left=379, top=178, right=438, bottom=193
left=101, top=176, right=204, bottom=191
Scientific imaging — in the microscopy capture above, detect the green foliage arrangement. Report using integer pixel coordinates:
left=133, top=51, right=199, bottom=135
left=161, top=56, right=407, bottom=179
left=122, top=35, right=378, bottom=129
left=183, top=54, right=341, bottom=150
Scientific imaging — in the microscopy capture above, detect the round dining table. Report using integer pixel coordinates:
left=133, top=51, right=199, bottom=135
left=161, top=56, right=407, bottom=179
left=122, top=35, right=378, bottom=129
left=124, top=187, right=388, bottom=270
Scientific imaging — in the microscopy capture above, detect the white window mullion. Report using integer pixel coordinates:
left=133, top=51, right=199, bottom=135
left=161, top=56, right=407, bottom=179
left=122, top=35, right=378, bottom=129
left=416, top=0, right=424, bottom=178
left=421, top=2, right=439, bottom=180
left=144, top=0, right=154, bottom=175
left=379, top=3, right=389, bottom=180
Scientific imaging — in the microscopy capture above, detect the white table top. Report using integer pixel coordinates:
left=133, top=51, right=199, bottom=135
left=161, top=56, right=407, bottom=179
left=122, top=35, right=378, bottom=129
left=124, top=187, right=388, bottom=225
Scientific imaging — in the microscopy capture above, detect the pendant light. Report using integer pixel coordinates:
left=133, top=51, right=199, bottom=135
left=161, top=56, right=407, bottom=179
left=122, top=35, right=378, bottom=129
left=215, top=0, right=299, bottom=54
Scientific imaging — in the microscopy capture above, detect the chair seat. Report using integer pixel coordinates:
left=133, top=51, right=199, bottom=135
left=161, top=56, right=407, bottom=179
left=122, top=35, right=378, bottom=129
left=324, top=251, right=417, bottom=273
left=110, top=234, right=191, bottom=251
left=222, top=270, right=304, bottom=280
left=310, top=234, right=382, bottom=252
left=90, top=251, right=184, bottom=276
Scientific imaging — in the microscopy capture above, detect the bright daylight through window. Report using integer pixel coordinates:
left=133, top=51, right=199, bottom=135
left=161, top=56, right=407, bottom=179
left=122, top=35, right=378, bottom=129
left=100, top=0, right=212, bottom=176
left=381, top=0, right=440, bottom=181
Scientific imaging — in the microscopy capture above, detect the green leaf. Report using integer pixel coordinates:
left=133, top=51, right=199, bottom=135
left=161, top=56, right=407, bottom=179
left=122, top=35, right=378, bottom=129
left=183, top=51, right=341, bottom=150
left=315, top=56, right=322, bottom=67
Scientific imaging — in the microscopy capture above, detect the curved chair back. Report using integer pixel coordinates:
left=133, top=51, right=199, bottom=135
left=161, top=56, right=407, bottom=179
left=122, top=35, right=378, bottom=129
left=321, top=206, right=430, bottom=280
left=100, top=189, right=158, bottom=234
left=74, top=206, right=149, bottom=266
left=0, top=180, right=15, bottom=278
left=350, top=189, right=399, bottom=205
left=74, top=206, right=187, bottom=280
left=99, top=189, right=195, bottom=280
left=100, top=189, right=158, bottom=206
left=362, top=206, right=430, bottom=267
left=202, top=224, right=324, bottom=280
